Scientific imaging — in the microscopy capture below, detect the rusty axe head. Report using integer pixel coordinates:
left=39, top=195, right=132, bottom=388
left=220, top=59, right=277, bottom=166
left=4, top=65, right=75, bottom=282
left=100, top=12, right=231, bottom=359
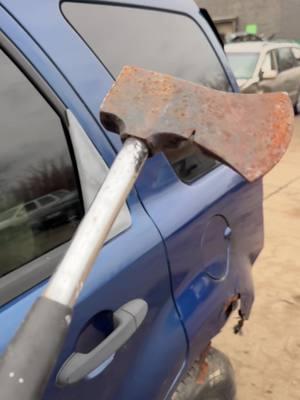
left=100, top=66, right=294, bottom=182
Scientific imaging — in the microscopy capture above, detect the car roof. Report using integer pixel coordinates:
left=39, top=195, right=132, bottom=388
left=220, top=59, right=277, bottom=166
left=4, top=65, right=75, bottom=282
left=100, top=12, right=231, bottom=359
left=225, top=41, right=300, bottom=53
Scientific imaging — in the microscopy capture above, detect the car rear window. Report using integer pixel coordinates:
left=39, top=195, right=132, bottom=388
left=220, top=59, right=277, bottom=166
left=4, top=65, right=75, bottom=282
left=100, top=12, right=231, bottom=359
left=62, top=3, right=231, bottom=183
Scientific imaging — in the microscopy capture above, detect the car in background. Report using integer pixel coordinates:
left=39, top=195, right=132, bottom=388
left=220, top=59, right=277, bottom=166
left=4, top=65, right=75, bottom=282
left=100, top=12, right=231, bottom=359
left=225, top=41, right=300, bottom=112
left=0, top=190, right=80, bottom=234
left=24, top=190, right=82, bottom=231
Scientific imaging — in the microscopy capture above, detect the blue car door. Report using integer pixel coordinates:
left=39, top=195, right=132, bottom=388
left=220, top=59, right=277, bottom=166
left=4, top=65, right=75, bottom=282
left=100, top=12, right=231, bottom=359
left=0, top=6, right=187, bottom=400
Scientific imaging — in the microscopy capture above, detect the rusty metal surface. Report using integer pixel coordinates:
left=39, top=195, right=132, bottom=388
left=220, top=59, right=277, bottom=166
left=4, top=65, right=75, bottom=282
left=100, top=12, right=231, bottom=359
left=197, top=342, right=211, bottom=385
left=100, top=66, right=294, bottom=182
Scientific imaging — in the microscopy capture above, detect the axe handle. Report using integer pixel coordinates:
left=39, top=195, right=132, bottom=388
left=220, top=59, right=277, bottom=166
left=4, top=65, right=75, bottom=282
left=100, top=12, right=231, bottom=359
left=44, top=137, right=148, bottom=307
left=0, top=138, right=149, bottom=400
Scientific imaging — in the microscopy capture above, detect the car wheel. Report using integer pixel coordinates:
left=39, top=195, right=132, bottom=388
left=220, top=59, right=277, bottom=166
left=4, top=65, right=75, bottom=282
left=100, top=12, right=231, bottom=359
left=172, top=348, right=236, bottom=400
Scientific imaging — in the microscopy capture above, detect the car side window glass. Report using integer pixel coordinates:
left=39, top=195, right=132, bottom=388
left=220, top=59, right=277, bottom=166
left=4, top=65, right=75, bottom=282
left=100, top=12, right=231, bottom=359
left=0, top=50, right=83, bottom=278
left=277, top=48, right=295, bottom=72
left=62, top=3, right=232, bottom=184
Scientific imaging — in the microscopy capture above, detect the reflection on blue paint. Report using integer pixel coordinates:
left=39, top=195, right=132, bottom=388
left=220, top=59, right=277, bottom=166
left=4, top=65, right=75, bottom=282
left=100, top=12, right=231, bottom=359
left=86, top=354, right=115, bottom=380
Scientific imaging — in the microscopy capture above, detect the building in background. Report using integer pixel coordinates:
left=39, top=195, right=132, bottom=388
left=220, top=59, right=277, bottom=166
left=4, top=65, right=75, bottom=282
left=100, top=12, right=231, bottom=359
left=195, top=0, right=300, bottom=43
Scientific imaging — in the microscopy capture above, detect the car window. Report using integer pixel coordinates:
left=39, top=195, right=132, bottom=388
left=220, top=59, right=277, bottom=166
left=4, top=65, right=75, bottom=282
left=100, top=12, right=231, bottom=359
left=226, top=52, right=259, bottom=79
left=62, top=3, right=232, bottom=184
left=0, top=50, right=83, bottom=278
left=276, top=47, right=296, bottom=72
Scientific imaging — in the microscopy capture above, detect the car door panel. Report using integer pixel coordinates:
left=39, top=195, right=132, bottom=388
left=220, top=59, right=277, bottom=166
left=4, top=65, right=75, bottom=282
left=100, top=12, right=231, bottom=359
left=135, top=153, right=263, bottom=360
left=46, top=202, right=186, bottom=400
left=0, top=8, right=187, bottom=400
left=0, top=202, right=187, bottom=400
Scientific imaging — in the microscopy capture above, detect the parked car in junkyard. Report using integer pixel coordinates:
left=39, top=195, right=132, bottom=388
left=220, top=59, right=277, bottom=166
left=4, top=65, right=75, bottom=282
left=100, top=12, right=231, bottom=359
left=0, top=191, right=80, bottom=233
left=0, top=1, right=264, bottom=399
left=25, top=190, right=82, bottom=231
left=226, top=41, right=300, bottom=112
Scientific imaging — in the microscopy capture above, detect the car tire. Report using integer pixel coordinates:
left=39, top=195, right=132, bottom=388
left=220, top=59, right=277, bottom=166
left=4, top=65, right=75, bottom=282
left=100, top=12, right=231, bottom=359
left=172, top=348, right=236, bottom=400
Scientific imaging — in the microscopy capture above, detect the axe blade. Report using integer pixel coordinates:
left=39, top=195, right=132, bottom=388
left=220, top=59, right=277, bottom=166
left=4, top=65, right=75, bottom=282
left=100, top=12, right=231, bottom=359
left=100, top=66, right=294, bottom=182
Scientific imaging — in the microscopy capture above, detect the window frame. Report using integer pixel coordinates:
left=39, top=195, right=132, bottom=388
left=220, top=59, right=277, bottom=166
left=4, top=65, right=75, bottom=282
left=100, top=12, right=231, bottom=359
left=261, top=51, right=277, bottom=73
left=271, top=50, right=279, bottom=72
left=0, top=31, right=84, bottom=305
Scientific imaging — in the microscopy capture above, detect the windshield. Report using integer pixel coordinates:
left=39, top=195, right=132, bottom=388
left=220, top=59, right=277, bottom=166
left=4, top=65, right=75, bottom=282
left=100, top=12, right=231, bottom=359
left=227, top=52, right=259, bottom=79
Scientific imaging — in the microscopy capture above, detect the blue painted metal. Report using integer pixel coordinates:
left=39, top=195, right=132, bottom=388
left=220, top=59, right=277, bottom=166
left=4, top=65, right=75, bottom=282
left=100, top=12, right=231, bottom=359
left=0, top=1, right=264, bottom=399
left=136, top=154, right=263, bottom=362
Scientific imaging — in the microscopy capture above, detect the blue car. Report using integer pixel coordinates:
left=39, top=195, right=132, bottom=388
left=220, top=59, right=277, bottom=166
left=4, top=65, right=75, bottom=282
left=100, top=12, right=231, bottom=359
left=0, top=1, right=263, bottom=399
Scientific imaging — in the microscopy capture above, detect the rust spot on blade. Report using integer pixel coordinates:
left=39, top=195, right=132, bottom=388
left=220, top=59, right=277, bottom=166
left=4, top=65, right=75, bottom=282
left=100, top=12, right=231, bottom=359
left=100, top=66, right=294, bottom=182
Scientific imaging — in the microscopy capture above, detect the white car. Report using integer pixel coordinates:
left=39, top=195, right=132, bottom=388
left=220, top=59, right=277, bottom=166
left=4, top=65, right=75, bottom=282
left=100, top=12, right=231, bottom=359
left=225, top=41, right=300, bottom=111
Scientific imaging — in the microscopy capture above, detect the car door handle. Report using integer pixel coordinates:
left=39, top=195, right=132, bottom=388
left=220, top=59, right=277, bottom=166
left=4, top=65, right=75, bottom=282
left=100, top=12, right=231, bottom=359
left=56, top=299, right=148, bottom=386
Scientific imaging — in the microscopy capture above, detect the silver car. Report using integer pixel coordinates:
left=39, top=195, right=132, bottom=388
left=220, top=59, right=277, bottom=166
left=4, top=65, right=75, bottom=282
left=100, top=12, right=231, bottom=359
left=225, top=41, right=300, bottom=112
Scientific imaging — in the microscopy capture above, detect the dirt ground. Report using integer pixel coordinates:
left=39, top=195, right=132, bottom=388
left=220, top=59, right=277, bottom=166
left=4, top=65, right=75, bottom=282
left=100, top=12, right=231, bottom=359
left=215, top=116, right=300, bottom=399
